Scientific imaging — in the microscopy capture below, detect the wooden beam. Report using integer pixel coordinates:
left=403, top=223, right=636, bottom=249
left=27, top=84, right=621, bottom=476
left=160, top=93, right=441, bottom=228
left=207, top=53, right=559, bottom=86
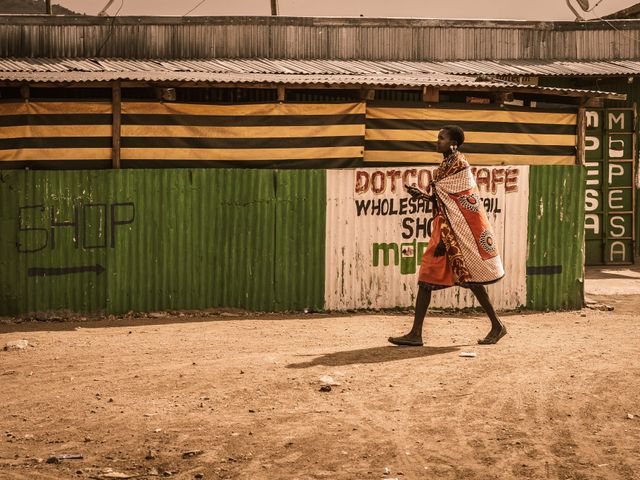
left=577, top=106, right=586, bottom=166
left=422, top=86, right=439, bottom=103
left=0, top=81, right=625, bottom=104
left=270, top=0, right=279, bottom=15
left=45, top=0, right=52, bottom=14
left=277, top=85, right=285, bottom=102
left=111, top=82, right=121, bottom=169
left=514, top=93, right=583, bottom=106
left=583, top=97, right=604, bottom=108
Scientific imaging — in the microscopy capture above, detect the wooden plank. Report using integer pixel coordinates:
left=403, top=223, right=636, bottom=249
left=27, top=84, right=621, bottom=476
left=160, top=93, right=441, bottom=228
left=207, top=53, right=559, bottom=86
left=277, top=85, right=285, bottom=102
left=111, top=82, right=121, bottom=169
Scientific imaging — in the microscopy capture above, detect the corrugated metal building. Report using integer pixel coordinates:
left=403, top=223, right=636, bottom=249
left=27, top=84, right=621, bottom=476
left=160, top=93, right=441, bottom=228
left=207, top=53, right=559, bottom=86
left=0, top=15, right=636, bottom=315
left=1, top=15, right=640, bottom=61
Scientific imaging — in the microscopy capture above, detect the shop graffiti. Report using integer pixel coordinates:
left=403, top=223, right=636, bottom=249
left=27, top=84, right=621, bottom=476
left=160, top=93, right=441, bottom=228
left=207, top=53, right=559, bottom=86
left=372, top=240, right=430, bottom=275
left=354, top=167, right=520, bottom=196
left=354, top=197, right=432, bottom=217
left=356, top=196, right=502, bottom=220
left=16, top=202, right=135, bottom=253
left=358, top=166, right=520, bottom=274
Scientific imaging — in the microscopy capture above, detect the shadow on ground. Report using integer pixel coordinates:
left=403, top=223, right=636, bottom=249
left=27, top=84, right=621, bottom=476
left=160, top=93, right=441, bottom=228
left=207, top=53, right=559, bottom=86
left=286, top=345, right=462, bottom=368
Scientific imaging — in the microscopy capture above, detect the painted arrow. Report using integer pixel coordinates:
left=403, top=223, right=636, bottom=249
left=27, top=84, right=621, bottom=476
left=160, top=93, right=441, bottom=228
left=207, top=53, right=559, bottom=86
left=27, top=264, right=106, bottom=277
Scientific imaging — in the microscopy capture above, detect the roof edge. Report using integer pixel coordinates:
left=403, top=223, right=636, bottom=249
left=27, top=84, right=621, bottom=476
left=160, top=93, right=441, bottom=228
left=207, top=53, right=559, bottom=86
left=1, top=15, right=640, bottom=31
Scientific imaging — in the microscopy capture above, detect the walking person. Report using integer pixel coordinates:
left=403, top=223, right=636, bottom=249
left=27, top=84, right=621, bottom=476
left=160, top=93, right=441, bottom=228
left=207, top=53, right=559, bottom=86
left=389, top=125, right=507, bottom=347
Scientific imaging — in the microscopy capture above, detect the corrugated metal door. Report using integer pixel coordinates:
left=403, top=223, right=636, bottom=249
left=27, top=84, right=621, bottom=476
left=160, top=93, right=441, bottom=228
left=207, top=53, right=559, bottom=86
left=527, top=165, right=586, bottom=310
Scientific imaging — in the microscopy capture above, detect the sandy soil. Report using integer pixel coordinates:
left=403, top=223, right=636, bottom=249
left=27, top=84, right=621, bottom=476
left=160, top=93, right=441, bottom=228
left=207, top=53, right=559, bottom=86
left=1, top=301, right=639, bottom=480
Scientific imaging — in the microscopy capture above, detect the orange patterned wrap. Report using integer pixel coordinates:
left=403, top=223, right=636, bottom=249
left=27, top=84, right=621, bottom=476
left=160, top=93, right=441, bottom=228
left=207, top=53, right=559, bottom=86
left=418, top=151, right=504, bottom=288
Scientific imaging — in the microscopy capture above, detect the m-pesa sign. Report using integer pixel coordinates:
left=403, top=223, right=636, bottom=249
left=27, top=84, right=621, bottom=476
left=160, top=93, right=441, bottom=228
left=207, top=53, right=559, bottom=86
left=584, top=109, right=635, bottom=265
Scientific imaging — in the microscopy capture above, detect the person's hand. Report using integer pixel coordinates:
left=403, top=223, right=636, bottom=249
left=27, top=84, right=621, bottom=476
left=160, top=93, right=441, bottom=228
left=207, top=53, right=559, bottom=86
left=405, top=185, right=428, bottom=200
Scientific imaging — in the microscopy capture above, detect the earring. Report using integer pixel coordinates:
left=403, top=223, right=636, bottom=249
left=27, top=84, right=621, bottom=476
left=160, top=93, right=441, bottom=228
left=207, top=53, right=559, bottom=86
left=450, top=145, right=457, bottom=152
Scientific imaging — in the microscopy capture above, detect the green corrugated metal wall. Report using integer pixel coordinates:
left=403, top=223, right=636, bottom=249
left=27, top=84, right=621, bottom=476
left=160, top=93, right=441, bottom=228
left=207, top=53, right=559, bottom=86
left=1, top=167, right=588, bottom=315
left=527, top=165, right=586, bottom=310
left=274, top=170, right=326, bottom=311
left=0, top=169, right=325, bottom=315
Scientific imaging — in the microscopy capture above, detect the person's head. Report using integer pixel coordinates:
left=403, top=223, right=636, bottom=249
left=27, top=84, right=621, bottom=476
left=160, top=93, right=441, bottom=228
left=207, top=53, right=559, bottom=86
left=436, top=125, right=465, bottom=154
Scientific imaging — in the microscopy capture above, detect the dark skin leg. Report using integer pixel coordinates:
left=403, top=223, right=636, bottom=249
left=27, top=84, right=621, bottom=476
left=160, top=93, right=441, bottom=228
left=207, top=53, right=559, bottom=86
left=388, top=286, right=431, bottom=346
left=388, top=284, right=507, bottom=346
left=470, top=285, right=507, bottom=344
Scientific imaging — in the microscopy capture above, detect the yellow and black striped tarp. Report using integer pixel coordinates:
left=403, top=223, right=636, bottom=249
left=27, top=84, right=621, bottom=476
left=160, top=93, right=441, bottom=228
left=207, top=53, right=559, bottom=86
left=365, top=104, right=578, bottom=166
left=0, top=101, right=366, bottom=169
left=0, top=100, right=576, bottom=169
left=121, top=102, right=366, bottom=168
left=0, top=101, right=112, bottom=169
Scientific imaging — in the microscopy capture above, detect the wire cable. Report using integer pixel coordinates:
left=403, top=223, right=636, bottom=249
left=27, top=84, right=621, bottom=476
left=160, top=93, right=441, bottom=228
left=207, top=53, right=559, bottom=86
left=113, top=0, right=125, bottom=16
left=587, top=1, right=640, bottom=46
left=96, top=0, right=125, bottom=56
left=183, top=0, right=208, bottom=16
left=585, top=0, right=606, bottom=12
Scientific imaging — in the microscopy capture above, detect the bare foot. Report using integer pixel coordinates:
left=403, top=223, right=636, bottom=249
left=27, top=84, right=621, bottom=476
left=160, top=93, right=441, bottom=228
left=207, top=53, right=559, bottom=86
left=477, top=325, right=507, bottom=345
left=388, top=333, right=423, bottom=346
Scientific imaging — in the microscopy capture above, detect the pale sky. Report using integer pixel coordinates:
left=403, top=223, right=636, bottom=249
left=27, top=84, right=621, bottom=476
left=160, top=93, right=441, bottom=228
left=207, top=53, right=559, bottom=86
left=56, top=0, right=638, bottom=21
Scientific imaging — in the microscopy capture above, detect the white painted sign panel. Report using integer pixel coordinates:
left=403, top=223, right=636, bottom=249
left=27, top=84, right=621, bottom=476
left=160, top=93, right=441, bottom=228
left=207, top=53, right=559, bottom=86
left=325, top=166, right=530, bottom=310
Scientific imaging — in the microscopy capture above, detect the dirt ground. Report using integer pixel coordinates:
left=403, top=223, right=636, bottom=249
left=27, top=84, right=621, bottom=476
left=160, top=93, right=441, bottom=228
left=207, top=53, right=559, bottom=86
left=1, top=296, right=639, bottom=480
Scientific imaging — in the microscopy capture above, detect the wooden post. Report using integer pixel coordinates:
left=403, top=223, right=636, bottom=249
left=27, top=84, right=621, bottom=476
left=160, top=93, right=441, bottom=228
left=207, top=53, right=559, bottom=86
left=111, top=82, right=121, bottom=169
left=20, top=85, right=29, bottom=101
left=422, top=86, right=439, bottom=103
left=360, top=88, right=375, bottom=101
left=270, top=0, right=278, bottom=15
left=45, top=0, right=52, bottom=14
left=277, top=85, right=285, bottom=103
left=496, top=92, right=514, bottom=105
left=577, top=103, right=586, bottom=166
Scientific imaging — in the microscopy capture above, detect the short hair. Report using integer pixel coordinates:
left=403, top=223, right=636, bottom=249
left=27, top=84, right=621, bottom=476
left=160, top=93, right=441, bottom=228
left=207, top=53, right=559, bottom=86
left=441, top=125, right=465, bottom=147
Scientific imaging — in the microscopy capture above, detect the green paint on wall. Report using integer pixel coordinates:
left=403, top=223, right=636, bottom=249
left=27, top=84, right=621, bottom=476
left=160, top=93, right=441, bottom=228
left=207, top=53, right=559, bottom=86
left=274, top=170, right=326, bottom=311
left=527, top=165, right=586, bottom=310
left=0, top=169, right=326, bottom=315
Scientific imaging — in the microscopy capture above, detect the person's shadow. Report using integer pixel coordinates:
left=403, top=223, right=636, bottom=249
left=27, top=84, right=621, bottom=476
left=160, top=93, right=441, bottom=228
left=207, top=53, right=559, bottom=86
left=286, top=345, right=463, bottom=369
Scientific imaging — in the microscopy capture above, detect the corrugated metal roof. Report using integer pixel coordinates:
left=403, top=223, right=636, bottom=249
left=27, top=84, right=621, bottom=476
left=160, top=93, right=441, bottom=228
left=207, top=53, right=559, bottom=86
left=1, top=57, right=639, bottom=77
left=0, top=57, right=626, bottom=98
